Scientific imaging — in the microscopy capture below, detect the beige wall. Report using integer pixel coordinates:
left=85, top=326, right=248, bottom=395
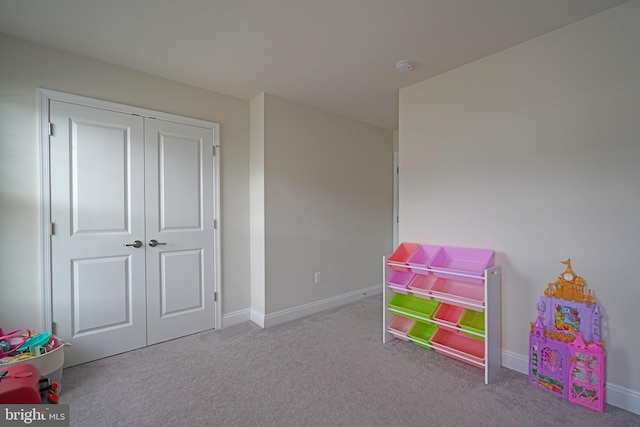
left=257, top=93, right=393, bottom=317
left=399, top=0, right=640, bottom=403
left=0, top=34, right=251, bottom=330
left=0, top=34, right=394, bottom=334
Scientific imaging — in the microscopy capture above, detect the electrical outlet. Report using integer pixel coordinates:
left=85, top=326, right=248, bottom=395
left=314, top=272, right=321, bottom=284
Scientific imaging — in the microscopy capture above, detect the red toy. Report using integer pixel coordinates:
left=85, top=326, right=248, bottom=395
left=0, top=363, right=59, bottom=404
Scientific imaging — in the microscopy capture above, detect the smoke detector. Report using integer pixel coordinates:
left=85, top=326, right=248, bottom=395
left=395, top=60, right=414, bottom=72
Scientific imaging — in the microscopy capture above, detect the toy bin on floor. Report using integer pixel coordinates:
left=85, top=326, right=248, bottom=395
left=0, top=339, right=68, bottom=391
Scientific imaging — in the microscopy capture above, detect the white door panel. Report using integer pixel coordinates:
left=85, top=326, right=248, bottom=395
left=72, top=256, right=132, bottom=335
left=159, top=249, right=204, bottom=316
left=157, top=134, right=203, bottom=229
left=145, top=119, right=215, bottom=345
left=50, top=101, right=146, bottom=366
left=72, top=122, right=130, bottom=233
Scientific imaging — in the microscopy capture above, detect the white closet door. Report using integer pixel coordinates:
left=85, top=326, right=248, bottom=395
left=49, top=100, right=147, bottom=366
left=49, top=100, right=217, bottom=366
left=144, top=119, right=216, bottom=345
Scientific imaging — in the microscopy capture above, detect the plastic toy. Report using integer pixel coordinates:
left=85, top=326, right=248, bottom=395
left=0, top=363, right=60, bottom=404
left=17, top=332, right=52, bottom=353
left=529, top=259, right=605, bottom=412
left=0, top=329, right=31, bottom=358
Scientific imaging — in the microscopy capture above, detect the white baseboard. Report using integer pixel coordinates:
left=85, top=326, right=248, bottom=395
left=250, top=309, right=265, bottom=328
left=607, top=383, right=640, bottom=416
left=501, top=349, right=529, bottom=374
left=250, top=284, right=382, bottom=329
left=221, top=308, right=251, bottom=328
left=502, top=349, right=640, bottom=415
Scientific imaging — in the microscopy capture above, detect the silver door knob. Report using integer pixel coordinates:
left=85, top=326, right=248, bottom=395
left=149, top=239, right=166, bottom=247
left=124, top=240, right=143, bottom=248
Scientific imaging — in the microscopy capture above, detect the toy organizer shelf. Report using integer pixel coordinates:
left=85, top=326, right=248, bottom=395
left=382, top=244, right=501, bottom=384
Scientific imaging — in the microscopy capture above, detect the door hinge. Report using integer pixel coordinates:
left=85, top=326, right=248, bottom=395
left=49, top=222, right=55, bottom=236
left=396, top=166, right=399, bottom=174
left=212, top=145, right=216, bottom=156
left=214, top=292, right=218, bottom=302
left=396, top=216, right=399, bottom=224
left=51, top=322, right=57, bottom=335
left=48, top=122, right=53, bottom=136
left=213, top=219, right=217, bottom=229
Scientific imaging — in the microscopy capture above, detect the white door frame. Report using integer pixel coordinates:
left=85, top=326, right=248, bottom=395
left=38, top=88, right=222, bottom=333
left=393, top=151, right=399, bottom=249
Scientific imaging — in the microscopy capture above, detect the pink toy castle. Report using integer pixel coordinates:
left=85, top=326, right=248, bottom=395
left=529, top=259, right=605, bottom=412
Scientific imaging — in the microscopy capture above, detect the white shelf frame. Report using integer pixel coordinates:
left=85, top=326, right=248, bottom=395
left=382, top=256, right=501, bottom=384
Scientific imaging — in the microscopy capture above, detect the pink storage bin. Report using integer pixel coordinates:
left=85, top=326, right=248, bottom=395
left=434, top=348, right=484, bottom=369
left=388, top=316, right=415, bottom=341
left=408, top=274, right=437, bottom=300
left=387, top=270, right=416, bottom=294
left=430, top=328, right=485, bottom=368
left=407, top=245, right=441, bottom=275
left=429, top=246, right=493, bottom=284
left=433, top=303, right=464, bottom=331
left=429, top=278, right=484, bottom=311
left=388, top=243, right=420, bottom=272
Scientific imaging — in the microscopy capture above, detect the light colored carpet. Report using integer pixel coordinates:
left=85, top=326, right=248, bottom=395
left=60, top=295, right=639, bottom=426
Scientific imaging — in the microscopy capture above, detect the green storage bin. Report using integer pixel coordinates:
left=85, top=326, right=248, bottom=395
left=458, top=309, right=485, bottom=338
left=388, top=293, right=440, bottom=322
left=407, top=321, right=438, bottom=349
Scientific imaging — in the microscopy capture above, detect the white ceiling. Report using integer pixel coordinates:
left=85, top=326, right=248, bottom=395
left=0, top=0, right=629, bottom=130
